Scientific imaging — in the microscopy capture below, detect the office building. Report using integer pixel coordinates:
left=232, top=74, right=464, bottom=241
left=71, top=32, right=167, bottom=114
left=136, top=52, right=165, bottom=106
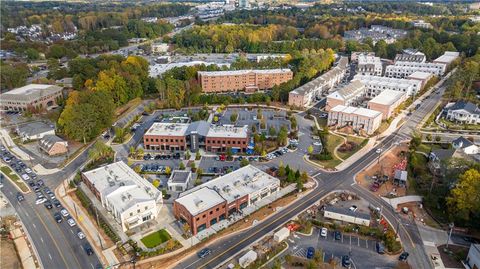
left=144, top=121, right=249, bottom=153
left=367, top=90, right=407, bottom=119
left=198, top=69, right=293, bottom=93
left=328, top=105, right=382, bottom=135
left=0, top=84, right=63, bottom=112
left=81, top=161, right=162, bottom=232
left=325, top=80, right=365, bottom=111
left=173, top=165, right=280, bottom=235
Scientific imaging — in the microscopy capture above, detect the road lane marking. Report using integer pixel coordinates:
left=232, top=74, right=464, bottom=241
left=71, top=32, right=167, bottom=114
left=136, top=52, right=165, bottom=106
left=40, top=237, right=44, bottom=243
left=49, top=253, right=52, bottom=260
left=90, top=263, right=94, bottom=269
left=32, top=223, right=36, bottom=229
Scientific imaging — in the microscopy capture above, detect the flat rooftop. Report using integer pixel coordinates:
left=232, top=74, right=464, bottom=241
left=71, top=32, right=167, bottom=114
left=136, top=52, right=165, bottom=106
left=206, top=124, right=248, bottom=139
left=354, top=74, right=417, bottom=86
left=325, top=205, right=370, bottom=220
left=198, top=69, right=292, bottom=77
left=330, top=105, right=382, bottom=119
left=82, top=161, right=161, bottom=213
left=434, top=51, right=460, bottom=64
left=169, top=170, right=191, bottom=184
left=1, top=84, right=63, bottom=102
left=145, top=122, right=190, bottom=136
left=180, top=165, right=280, bottom=205
left=407, top=71, right=433, bottom=80
left=175, top=187, right=225, bottom=216
left=368, top=89, right=406, bottom=105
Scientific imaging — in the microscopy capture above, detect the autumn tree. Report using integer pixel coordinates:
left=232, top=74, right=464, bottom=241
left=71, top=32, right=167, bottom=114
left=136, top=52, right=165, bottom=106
left=446, top=168, right=480, bottom=223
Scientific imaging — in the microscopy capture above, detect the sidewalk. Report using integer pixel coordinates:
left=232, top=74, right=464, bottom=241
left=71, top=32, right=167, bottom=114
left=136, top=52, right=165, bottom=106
left=56, top=183, right=119, bottom=266
left=0, top=129, right=31, bottom=160
left=335, top=138, right=375, bottom=171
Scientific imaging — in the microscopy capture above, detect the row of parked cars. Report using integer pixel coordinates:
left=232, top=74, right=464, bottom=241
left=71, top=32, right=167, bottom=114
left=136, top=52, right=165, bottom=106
left=143, top=153, right=182, bottom=161
left=1, top=146, right=95, bottom=258
left=265, top=147, right=289, bottom=160
left=140, top=163, right=169, bottom=173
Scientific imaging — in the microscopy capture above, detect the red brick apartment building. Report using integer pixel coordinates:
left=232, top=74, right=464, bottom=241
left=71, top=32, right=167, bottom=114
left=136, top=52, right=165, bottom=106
left=198, top=69, right=293, bottom=93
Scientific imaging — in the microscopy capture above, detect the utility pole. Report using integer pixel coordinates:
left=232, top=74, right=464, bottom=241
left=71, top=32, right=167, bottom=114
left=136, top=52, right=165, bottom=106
left=446, top=223, right=454, bottom=250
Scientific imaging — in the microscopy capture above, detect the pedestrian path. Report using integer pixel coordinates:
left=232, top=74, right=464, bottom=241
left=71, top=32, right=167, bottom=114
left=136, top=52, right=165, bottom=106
left=0, top=129, right=31, bottom=160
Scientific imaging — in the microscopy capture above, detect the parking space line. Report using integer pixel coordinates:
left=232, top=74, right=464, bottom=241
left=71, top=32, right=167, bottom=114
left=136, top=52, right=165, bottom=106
left=357, top=237, right=360, bottom=246
left=365, top=240, right=368, bottom=248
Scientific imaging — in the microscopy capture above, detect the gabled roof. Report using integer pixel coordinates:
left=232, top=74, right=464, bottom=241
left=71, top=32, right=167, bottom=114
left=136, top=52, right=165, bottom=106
left=17, top=122, right=54, bottom=137
left=447, top=101, right=480, bottom=115
left=430, top=149, right=456, bottom=161
left=38, top=135, right=66, bottom=151
left=452, top=136, right=475, bottom=149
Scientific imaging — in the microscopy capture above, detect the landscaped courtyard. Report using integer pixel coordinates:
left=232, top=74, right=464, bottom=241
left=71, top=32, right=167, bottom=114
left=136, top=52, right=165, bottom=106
left=140, top=229, right=172, bottom=248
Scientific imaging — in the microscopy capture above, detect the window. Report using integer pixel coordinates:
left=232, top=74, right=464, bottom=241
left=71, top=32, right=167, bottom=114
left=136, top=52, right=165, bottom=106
left=196, top=217, right=200, bottom=221
left=145, top=206, right=148, bottom=210
left=203, top=214, right=206, bottom=218
left=130, top=212, right=133, bottom=216
left=216, top=208, right=219, bottom=212
left=210, top=211, right=213, bottom=215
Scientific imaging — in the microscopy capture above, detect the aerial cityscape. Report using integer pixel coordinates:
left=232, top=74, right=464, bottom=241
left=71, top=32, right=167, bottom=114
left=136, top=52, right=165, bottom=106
left=0, top=1, right=480, bottom=269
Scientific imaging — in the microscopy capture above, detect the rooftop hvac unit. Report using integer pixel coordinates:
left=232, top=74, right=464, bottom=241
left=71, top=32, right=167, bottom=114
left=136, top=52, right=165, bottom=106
left=213, top=186, right=220, bottom=192
left=234, top=180, right=241, bottom=186
left=121, top=195, right=127, bottom=201
left=195, top=199, right=204, bottom=207
left=223, top=185, right=231, bottom=193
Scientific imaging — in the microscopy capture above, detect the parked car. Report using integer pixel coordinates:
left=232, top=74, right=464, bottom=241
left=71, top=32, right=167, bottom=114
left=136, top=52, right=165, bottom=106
left=44, top=201, right=53, bottom=209
left=370, top=182, right=380, bottom=192
left=60, top=208, right=69, bottom=217
left=52, top=199, right=61, bottom=208
left=77, top=230, right=86, bottom=240
left=54, top=212, right=63, bottom=223
left=320, top=228, right=328, bottom=237
left=198, top=248, right=211, bottom=258
left=399, top=252, right=409, bottom=261
left=83, top=243, right=94, bottom=255
left=342, top=255, right=351, bottom=268
left=334, top=231, right=342, bottom=240
left=306, top=247, right=315, bottom=259
left=35, top=198, right=47, bottom=205
left=67, top=218, right=76, bottom=227
left=349, top=205, right=358, bottom=212
left=376, top=241, right=385, bottom=254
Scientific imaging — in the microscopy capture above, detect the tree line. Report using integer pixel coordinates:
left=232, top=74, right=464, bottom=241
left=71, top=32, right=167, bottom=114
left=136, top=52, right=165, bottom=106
left=57, top=55, right=151, bottom=142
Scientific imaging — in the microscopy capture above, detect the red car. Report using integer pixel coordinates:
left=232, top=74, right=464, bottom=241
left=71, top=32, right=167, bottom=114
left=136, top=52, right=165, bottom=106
left=219, top=154, right=226, bottom=161
left=370, top=182, right=380, bottom=192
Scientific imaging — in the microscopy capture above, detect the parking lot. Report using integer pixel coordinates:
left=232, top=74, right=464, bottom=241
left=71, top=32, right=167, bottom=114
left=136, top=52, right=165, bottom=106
left=218, top=108, right=291, bottom=135
left=198, top=156, right=241, bottom=175
left=283, top=227, right=397, bottom=269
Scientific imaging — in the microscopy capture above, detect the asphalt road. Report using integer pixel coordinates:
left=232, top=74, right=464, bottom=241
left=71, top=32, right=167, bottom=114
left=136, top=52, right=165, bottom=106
left=176, top=71, right=452, bottom=269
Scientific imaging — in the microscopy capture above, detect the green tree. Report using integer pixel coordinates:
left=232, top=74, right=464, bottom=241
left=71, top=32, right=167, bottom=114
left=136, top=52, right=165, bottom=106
left=195, top=151, right=201, bottom=160
left=88, top=141, right=113, bottom=161
left=165, top=166, right=172, bottom=175
left=179, top=162, right=185, bottom=170
left=25, top=48, right=40, bottom=61
left=230, top=112, right=238, bottom=123
left=185, top=151, right=191, bottom=160
left=240, top=158, right=249, bottom=167
left=269, top=126, right=277, bottom=137
left=152, top=179, right=161, bottom=188
left=446, top=169, right=480, bottom=222
left=196, top=168, right=203, bottom=178
left=278, top=165, right=286, bottom=178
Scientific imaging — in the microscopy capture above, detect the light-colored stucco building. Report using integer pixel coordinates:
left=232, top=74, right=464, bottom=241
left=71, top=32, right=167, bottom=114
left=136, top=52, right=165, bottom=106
left=356, top=54, right=382, bottom=76
left=0, top=84, right=63, bottom=112
left=81, top=161, right=162, bottom=232
left=354, top=74, right=421, bottom=97
left=325, top=80, right=365, bottom=111
left=328, top=105, right=382, bottom=135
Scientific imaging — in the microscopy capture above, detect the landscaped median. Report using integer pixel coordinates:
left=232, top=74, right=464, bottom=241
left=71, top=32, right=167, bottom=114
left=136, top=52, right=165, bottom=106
left=0, top=165, right=29, bottom=192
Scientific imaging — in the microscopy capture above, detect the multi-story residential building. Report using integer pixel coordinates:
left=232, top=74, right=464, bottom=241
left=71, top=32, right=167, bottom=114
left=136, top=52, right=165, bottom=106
left=198, top=69, right=293, bottom=93
left=443, top=101, right=480, bottom=124
left=325, top=80, right=365, bottom=111
left=367, top=90, right=407, bottom=120
left=173, top=165, right=280, bottom=235
left=385, top=62, right=446, bottom=78
left=353, top=74, right=421, bottom=97
left=407, top=71, right=434, bottom=88
left=288, top=57, right=348, bottom=108
left=350, top=52, right=375, bottom=63
left=433, top=51, right=460, bottom=66
left=143, top=121, right=249, bottom=153
left=81, top=161, right=162, bottom=232
left=412, top=20, right=433, bottom=29
left=328, top=105, right=382, bottom=135
left=356, top=55, right=382, bottom=76
left=0, top=84, right=63, bottom=112
left=394, top=51, right=426, bottom=63
left=151, top=43, right=169, bottom=54
left=344, top=25, right=407, bottom=45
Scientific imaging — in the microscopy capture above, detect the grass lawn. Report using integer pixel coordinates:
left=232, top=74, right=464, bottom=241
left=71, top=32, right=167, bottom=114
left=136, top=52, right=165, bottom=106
left=140, top=229, right=171, bottom=248
left=336, top=136, right=368, bottom=160
left=0, top=166, right=29, bottom=192
left=416, top=143, right=444, bottom=155
left=312, top=134, right=344, bottom=169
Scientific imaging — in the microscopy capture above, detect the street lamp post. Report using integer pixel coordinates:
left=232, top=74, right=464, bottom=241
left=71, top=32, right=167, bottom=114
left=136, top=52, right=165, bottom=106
left=446, top=223, right=454, bottom=250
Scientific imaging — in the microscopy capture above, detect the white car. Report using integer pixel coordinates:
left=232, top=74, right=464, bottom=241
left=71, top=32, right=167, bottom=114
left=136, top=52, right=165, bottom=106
left=21, top=174, right=30, bottom=181
left=349, top=205, right=358, bottom=212
left=321, top=227, right=328, bottom=237
left=25, top=168, right=32, bottom=174
left=77, top=231, right=86, bottom=240
left=67, top=218, right=76, bottom=227
left=60, top=208, right=69, bottom=217
left=375, top=148, right=382, bottom=154
left=35, top=198, right=47, bottom=205
left=313, top=142, right=322, bottom=146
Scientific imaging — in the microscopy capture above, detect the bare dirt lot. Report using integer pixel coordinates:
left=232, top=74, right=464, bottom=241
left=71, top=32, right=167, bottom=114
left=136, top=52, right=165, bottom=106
left=356, top=144, right=410, bottom=197
left=0, top=239, right=21, bottom=269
